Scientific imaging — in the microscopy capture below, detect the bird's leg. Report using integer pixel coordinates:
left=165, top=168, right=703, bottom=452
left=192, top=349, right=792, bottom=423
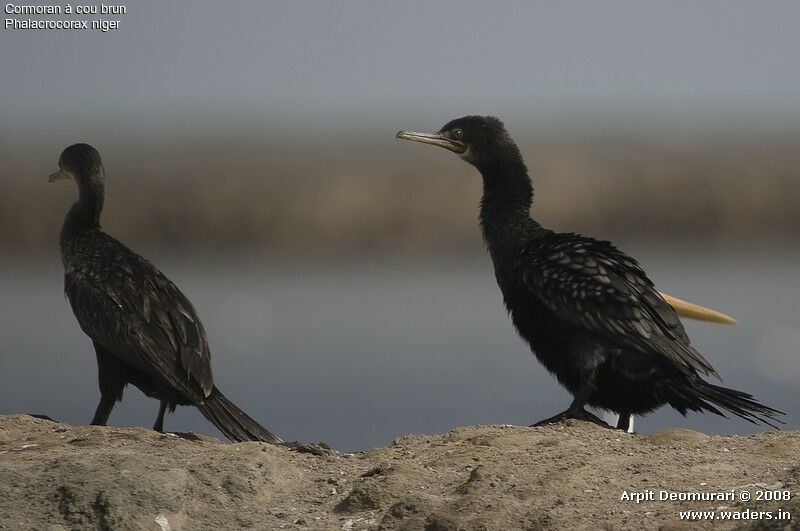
left=153, top=401, right=168, bottom=432
left=616, top=412, right=632, bottom=432
left=90, top=395, right=115, bottom=426
left=531, top=380, right=609, bottom=428
left=91, top=343, right=125, bottom=427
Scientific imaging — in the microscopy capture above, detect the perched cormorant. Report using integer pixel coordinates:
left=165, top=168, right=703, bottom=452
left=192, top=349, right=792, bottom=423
left=397, top=116, right=782, bottom=429
left=50, top=143, right=281, bottom=443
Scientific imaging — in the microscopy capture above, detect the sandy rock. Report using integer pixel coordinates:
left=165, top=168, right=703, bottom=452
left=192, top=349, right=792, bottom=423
left=0, top=415, right=798, bottom=530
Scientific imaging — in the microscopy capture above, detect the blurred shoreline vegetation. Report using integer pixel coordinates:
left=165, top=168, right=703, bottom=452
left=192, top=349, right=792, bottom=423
left=2, top=125, right=799, bottom=256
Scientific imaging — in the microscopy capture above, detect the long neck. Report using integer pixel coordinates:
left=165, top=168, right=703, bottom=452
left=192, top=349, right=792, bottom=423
left=478, top=155, right=541, bottom=260
left=62, top=173, right=105, bottom=239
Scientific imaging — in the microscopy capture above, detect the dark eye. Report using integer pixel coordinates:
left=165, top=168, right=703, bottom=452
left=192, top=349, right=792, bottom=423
left=451, top=128, right=464, bottom=140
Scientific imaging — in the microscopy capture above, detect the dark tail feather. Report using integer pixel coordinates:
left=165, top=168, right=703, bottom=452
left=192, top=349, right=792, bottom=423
left=674, top=380, right=785, bottom=429
left=196, top=387, right=282, bottom=443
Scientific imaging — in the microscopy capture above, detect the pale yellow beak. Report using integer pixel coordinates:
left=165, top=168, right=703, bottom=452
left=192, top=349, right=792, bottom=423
left=48, top=169, right=71, bottom=184
left=659, top=292, right=737, bottom=324
left=396, top=130, right=467, bottom=154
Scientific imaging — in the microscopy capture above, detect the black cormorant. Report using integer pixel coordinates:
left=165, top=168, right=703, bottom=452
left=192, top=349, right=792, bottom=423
left=397, top=116, right=782, bottom=429
left=50, top=143, right=281, bottom=443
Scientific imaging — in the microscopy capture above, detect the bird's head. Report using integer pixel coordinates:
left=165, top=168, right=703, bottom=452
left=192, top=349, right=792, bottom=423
left=49, top=143, right=104, bottom=185
left=396, top=115, right=523, bottom=171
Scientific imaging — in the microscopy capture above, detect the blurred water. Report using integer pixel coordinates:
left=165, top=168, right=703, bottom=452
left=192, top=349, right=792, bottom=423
left=0, top=246, right=797, bottom=451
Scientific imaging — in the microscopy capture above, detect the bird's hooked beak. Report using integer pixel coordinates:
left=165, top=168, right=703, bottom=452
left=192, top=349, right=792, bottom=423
left=48, top=168, right=71, bottom=184
left=396, top=130, right=467, bottom=154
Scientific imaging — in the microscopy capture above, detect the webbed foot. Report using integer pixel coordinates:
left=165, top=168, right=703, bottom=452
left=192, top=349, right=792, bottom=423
left=531, top=408, right=610, bottom=428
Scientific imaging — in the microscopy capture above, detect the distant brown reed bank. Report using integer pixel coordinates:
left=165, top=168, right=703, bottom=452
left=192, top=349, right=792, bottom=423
left=2, top=130, right=798, bottom=255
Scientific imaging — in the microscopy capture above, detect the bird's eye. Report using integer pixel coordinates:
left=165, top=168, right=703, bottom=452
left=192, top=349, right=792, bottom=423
left=451, top=128, right=464, bottom=140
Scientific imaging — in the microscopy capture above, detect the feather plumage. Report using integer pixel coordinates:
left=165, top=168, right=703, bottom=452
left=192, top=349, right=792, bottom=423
left=54, top=143, right=279, bottom=442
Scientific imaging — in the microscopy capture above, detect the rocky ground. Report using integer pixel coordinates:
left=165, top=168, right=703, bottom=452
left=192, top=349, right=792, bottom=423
left=0, top=415, right=798, bottom=530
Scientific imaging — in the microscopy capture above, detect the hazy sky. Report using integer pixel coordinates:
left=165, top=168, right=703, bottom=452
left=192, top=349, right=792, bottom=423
left=2, top=1, right=800, bottom=135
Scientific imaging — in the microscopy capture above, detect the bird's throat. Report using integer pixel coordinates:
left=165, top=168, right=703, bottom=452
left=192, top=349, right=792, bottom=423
left=478, top=165, right=534, bottom=231
left=63, top=176, right=105, bottom=240
left=478, top=167, right=539, bottom=273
